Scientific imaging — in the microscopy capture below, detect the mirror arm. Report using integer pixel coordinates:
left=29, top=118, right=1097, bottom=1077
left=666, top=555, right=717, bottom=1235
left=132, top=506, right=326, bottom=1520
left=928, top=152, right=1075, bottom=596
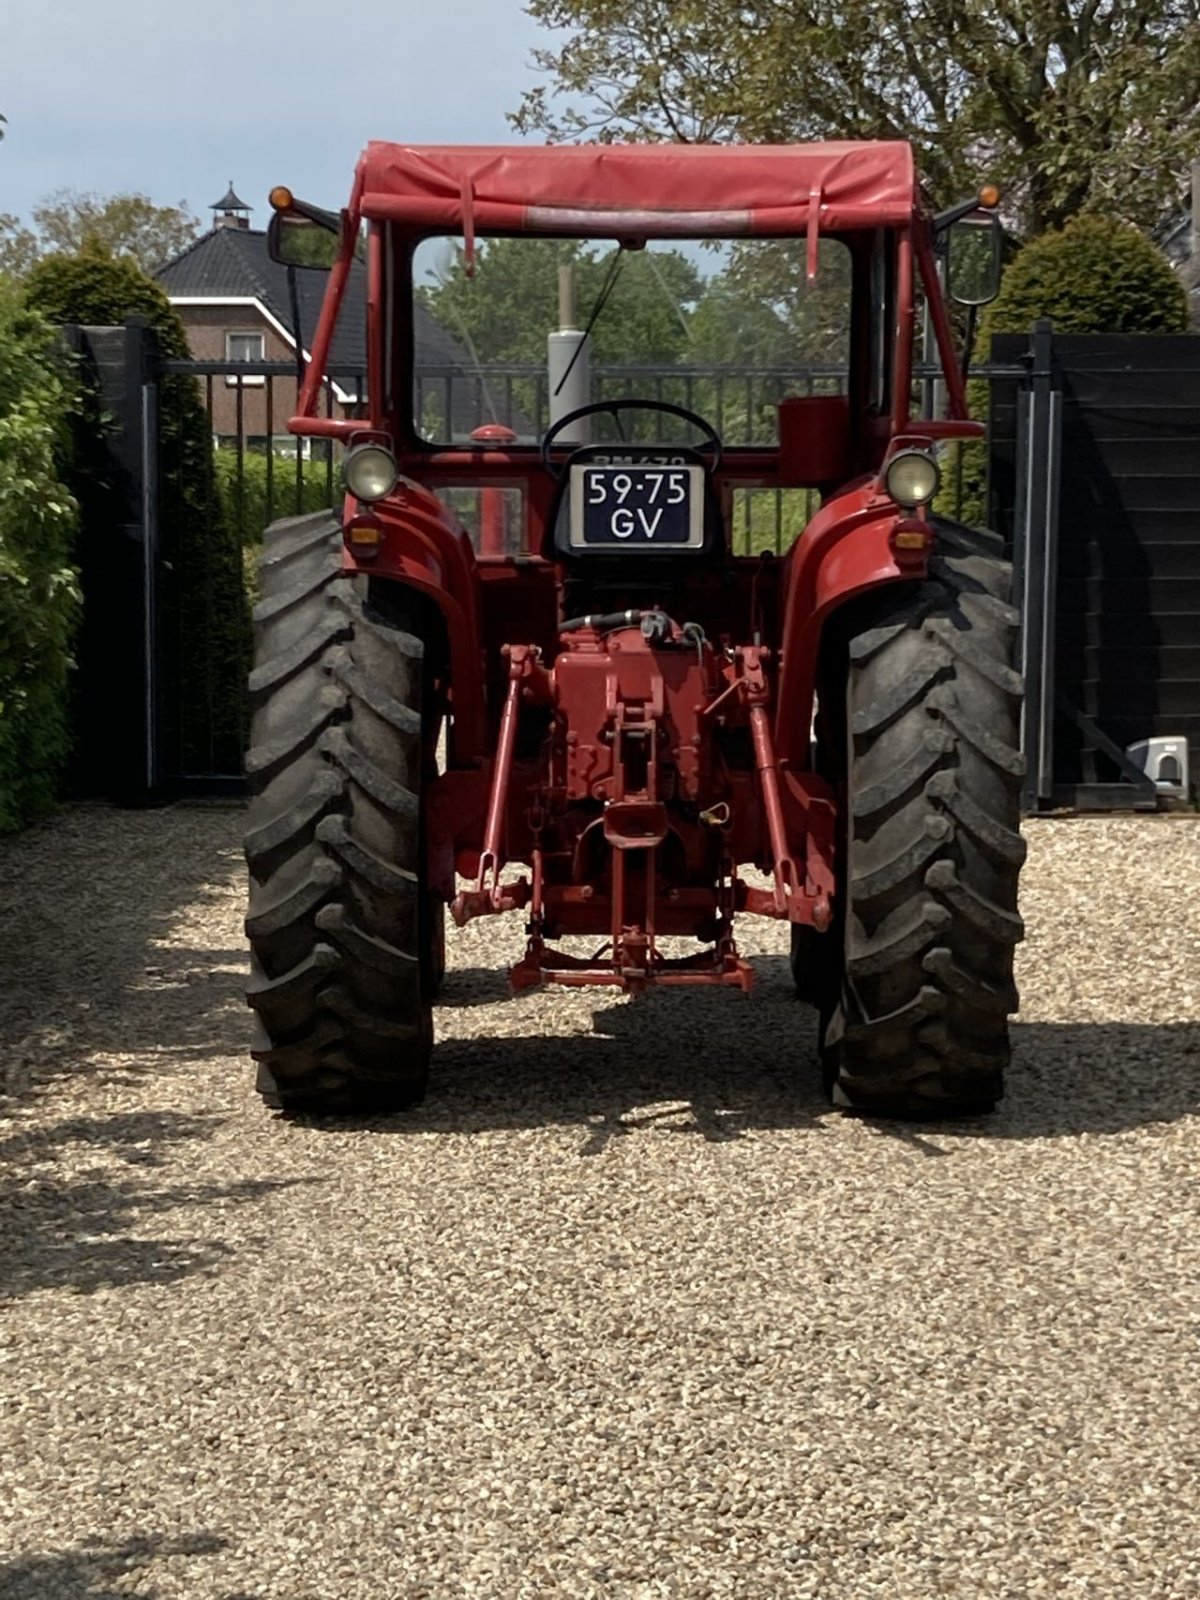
left=934, top=196, right=987, bottom=236
left=289, top=197, right=342, bottom=233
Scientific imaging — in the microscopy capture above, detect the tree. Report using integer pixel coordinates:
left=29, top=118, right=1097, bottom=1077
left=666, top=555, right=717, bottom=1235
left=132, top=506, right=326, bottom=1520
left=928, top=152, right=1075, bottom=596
left=0, top=215, right=39, bottom=279
left=24, top=191, right=200, bottom=275
left=24, top=247, right=249, bottom=775
left=515, top=0, right=1200, bottom=236
left=419, top=237, right=704, bottom=366
left=693, top=239, right=852, bottom=362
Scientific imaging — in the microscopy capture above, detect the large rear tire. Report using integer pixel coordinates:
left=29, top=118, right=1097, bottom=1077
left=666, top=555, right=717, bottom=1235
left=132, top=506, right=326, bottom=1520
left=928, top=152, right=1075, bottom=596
left=243, top=512, right=433, bottom=1114
left=821, top=522, right=1026, bottom=1117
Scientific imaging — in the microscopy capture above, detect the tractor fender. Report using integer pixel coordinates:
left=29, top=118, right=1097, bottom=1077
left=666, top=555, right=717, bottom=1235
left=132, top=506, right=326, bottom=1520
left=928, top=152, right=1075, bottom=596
left=773, top=479, right=925, bottom=769
left=341, top=483, right=486, bottom=762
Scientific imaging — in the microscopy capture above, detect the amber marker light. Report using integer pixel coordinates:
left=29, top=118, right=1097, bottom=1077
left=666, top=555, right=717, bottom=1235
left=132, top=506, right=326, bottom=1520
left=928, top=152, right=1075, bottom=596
left=890, top=518, right=934, bottom=564
left=893, top=526, right=932, bottom=550
left=978, top=183, right=1002, bottom=209
left=269, top=185, right=295, bottom=211
left=345, top=515, right=384, bottom=558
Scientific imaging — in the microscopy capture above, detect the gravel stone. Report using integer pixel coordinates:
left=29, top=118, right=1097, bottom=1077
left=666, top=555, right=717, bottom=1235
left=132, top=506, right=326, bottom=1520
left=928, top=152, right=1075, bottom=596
left=1, top=803, right=1198, bottom=1598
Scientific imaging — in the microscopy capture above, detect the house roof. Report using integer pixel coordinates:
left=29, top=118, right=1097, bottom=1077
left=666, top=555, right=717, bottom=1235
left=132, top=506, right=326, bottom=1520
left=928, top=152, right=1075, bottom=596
left=1158, top=212, right=1200, bottom=299
left=154, top=223, right=473, bottom=375
left=355, top=140, right=919, bottom=235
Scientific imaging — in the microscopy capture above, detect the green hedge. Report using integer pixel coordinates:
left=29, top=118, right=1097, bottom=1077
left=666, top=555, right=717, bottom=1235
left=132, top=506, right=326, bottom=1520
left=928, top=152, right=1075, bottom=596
left=215, top=447, right=339, bottom=604
left=0, top=285, right=80, bottom=832
left=948, top=215, right=1188, bottom=526
left=214, top=447, right=337, bottom=547
left=24, top=247, right=250, bottom=774
left=986, top=215, right=1187, bottom=336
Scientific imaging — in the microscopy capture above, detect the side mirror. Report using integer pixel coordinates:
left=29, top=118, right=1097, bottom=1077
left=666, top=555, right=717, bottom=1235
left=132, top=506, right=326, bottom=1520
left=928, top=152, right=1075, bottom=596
left=946, top=212, right=1003, bottom=306
left=267, top=206, right=341, bottom=270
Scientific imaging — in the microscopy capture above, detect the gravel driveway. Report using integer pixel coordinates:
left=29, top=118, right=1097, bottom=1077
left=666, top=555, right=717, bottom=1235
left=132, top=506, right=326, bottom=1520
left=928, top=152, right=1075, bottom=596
left=1, top=804, right=1198, bottom=1599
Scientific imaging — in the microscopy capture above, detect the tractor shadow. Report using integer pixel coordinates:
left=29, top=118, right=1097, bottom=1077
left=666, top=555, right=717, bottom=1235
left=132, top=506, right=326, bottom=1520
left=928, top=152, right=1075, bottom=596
left=419, top=954, right=1200, bottom=1146
left=391, top=953, right=826, bottom=1147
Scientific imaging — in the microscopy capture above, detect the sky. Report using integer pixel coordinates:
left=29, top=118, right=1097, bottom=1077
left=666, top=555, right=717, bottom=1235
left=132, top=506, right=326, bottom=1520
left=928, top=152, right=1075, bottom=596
left=0, top=0, right=556, bottom=225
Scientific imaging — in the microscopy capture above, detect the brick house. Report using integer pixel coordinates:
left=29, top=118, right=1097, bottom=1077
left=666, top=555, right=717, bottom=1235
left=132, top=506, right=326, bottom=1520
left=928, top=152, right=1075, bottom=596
left=156, top=184, right=477, bottom=450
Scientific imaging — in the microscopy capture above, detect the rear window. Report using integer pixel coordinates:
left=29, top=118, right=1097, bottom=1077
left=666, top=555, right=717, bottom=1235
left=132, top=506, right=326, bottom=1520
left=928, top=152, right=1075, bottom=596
left=411, top=235, right=851, bottom=447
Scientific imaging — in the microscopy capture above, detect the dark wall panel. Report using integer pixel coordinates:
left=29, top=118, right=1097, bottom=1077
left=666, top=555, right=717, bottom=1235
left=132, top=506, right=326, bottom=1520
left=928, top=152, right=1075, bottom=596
left=989, top=332, right=1200, bottom=792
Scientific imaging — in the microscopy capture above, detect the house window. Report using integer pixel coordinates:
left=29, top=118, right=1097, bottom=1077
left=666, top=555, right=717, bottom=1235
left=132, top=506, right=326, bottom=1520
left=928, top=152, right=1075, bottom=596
left=226, top=330, right=265, bottom=385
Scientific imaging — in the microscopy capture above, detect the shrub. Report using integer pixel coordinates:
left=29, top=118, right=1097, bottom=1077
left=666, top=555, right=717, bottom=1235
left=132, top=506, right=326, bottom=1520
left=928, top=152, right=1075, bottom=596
left=985, top=215, right=1188, bottom=337
left=0, top=285, right=80, bottom=831
left=24, top=246, right=250, bottom=775
left=214, top=447, right=336, bottom=548
left=949, top=215, right=1188, bottom=525
left=215, top=447, right=339, bottom=605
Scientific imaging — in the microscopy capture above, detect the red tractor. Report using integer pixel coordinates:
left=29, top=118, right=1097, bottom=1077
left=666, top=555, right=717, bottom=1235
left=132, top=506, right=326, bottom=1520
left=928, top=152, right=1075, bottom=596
left=244, top=141, right=1023, bottom=1118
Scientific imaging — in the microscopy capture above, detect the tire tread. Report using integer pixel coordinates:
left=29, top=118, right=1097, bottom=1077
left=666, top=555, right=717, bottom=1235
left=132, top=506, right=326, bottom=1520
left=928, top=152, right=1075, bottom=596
left=243, top=514, right=432, bottom=1114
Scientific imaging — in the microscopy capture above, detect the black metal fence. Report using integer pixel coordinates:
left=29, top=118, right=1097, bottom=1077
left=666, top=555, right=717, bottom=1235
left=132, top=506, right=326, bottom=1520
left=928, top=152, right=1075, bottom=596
left=415, top=361, right=848, bottom=447
left=159, top=358, right=368, bottom=531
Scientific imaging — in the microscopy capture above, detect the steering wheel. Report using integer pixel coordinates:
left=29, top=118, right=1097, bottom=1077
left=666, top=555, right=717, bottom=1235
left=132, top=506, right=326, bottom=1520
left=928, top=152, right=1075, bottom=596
left=541, top=398, right=723, bottom=477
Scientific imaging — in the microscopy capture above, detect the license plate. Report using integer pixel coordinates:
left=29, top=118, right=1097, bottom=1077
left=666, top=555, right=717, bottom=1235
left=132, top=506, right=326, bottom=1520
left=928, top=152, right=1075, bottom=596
left=568, top=464, right=705, bottom=550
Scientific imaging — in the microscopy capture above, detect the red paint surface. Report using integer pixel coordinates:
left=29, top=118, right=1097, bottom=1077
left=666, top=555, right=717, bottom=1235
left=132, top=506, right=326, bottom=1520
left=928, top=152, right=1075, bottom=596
left=355, top=140, right=918, bottom=232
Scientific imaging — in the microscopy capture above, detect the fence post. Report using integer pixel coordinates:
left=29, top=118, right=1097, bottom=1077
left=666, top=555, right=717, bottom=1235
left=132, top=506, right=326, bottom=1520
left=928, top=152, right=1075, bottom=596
left=122, top=316, right=164, bottom=799
left=1012, top=318, right=1063, bottom=810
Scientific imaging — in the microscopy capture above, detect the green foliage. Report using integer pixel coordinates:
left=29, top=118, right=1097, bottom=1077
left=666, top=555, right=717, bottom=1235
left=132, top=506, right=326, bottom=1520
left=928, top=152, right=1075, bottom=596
left=23, top=244, right=193, bottom=350
left=215, top=447, right=337, bottom=548
left=0, top=286, right=80, bottom=831
left=215, top=448, right=337, bottom=609
left=420, top=236, right=851, bottom=371
left=24, top=248, right=250, bottom=774
left=686, top=273, right=788, bottom=366
left=730, top=488, right=817, bottom=556
left=417, top=235, right=853, bottom=442
left=2, top=194, right=200, bottom=283
left=984, top=215, right=1188, bottom=337
left=693, top=240, right=851, bottom=363
left=274, top=216, right=345, bottom=270
left=420, top=238, right=704, bottom=366
left=0, top=214, right=40, bottom=280
left=517, top=1, right=1200, bottom=236
left=947, top=215, right=1187, bottom=525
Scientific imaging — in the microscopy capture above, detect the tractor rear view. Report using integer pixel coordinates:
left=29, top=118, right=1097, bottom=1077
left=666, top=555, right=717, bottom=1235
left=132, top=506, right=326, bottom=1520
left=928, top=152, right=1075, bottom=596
left=244, top=141, right=1024, bottom=1118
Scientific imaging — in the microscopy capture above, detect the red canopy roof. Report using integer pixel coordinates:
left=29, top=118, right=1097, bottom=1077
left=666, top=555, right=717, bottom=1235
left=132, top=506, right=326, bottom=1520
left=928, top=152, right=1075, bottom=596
left=355, top=141, right=918, bottom=236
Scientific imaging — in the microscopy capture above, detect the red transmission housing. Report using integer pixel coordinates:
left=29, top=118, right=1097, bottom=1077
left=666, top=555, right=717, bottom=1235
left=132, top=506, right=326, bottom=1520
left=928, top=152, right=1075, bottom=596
left=451, top=609, right=834, bottom=992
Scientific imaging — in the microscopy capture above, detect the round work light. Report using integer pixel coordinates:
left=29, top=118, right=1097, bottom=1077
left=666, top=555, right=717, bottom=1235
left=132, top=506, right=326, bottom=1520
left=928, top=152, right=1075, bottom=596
left=344, top=443, right=400, bottom=503
left=885, top=450, right=941, bottom=510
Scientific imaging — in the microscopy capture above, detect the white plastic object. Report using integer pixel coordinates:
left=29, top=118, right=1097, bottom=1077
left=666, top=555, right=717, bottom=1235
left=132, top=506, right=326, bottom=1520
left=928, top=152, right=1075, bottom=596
left=1126, top=736, right=1190, bottom=795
